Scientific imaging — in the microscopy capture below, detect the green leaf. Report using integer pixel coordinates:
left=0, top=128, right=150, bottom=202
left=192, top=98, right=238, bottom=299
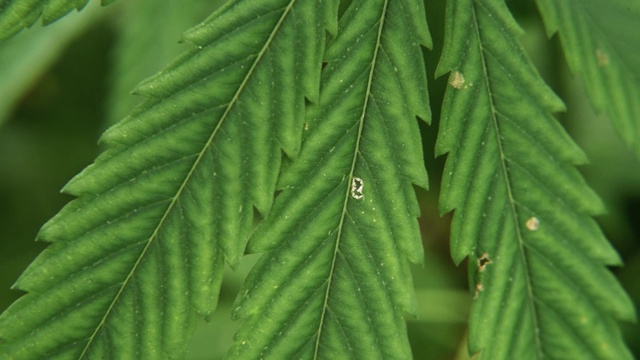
left=106, top=0, right=227, bottom=126
left=0, top=0, right=112, bottom=41
left=229, top=0, right=430, bottom=358
left=0, top=0, right=335, bottom=358
left=436, top=0, right=636, bottom=358
left=535, top=0, right=640, bottom=158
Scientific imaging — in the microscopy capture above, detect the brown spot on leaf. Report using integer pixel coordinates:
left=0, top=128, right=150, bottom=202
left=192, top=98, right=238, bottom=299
left=478, top=253, right=492, bottom=272
left=473, top=283, right=484, bottom=299
left=596, top=49, right=609, bottom=67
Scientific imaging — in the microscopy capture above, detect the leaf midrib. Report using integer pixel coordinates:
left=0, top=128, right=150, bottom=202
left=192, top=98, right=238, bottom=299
left=470, top=1, right=544, bottom=358
left=312, top=1, right=389, bottom=358
left=77, top=1, right=298, bottom=357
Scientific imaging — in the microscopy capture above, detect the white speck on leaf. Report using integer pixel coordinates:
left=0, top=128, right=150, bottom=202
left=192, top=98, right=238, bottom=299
left=351, top=177, right=364, bottom=199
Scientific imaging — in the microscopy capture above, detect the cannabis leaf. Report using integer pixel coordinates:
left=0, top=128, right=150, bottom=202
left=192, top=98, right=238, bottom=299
left=436, top=0, right=636, bottom=358
left=0, top=0, right=334, bottom=357
left=535, top=0, right=640, bottom=158
left=0, top=0, right=115, bottom=41
left=229, top=0, right=430, bottom=358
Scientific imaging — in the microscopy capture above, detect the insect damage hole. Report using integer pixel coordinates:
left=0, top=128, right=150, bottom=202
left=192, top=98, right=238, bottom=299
left=351, top=177, right=364, bottom=200
left=526, top=217, right=540, bottom=231
left=477, top=253, right=492, bottom=272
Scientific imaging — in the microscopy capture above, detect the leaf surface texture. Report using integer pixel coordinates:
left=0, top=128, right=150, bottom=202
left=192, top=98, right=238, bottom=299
left=535, top=0, right=640, bottom=157
left=0, top=0, right=335, bottom=358
left=106, top=0, right=226, bottom=126
left=437, top=0, right=635, bottom=358
left=229, top=0, right=431, bottom=359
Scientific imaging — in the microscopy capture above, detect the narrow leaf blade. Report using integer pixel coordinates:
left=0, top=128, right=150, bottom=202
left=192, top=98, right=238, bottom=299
left=230, top=0, right=430, bottom=358
left=437, top=0, right=635, bottom=358
left=0, top=0, right=333, bottom=358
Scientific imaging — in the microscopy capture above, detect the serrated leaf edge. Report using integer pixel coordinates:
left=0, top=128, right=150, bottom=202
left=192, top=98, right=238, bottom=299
left=311, top=0, right=389, bottom=357
left=76, top=2, right=299, bottom=356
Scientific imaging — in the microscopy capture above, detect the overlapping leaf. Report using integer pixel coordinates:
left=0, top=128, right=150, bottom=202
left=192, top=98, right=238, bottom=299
left=0, top=0, right=106, bottom=126
left=229, top=0, right=431, bottom=358
left=436, top=0, right=635, bottom=358
left=0, top=0, right=115, bottom=41
left=535, top=0, right=640, bottom=158
left=0, top=0, right=336, bottom=358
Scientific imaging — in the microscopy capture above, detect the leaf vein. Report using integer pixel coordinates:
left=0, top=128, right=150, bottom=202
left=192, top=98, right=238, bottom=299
left=77, top=1, right=299, bottom=356
left=471, top=1, right=544, bottom=357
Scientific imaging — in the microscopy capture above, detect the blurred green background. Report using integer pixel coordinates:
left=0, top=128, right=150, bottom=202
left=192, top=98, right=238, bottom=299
left=0, top=1, right=638, bottom=359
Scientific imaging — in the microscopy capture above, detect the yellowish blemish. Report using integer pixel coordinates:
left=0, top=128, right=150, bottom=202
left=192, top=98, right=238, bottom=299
left=526, top=217, right=540, bottom=231
left=596, top=48, right=609, bottom=67
left=473, top=283, right=484, bottom=299
left=450, top=71, right=465, bottom=89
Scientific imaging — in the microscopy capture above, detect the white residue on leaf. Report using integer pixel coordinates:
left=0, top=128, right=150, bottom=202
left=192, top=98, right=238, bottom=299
left=526, top=217, right=540, bottom=231
left=450, top=71, right=465, bottom=89
left=351, top=177, right=364, bottom=200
